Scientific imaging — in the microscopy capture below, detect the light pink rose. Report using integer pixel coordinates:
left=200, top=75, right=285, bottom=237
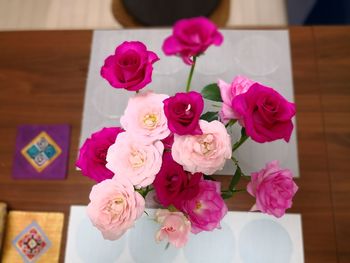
left=87, top=177, right=145, bottom=240
left=247, top=160, right=298, bottom=218
left=106, top=132, right=164, bottom=188
left=172, top=120, right=232, bottom=175
left=155, top=209, right=191, bottom=248
left=218, top=76, right=255, bottom=124
left=120, top=91, right=170, bottom=143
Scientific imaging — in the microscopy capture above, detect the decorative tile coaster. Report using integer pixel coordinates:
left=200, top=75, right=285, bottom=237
left=13, top=125, right=70, bottom=180
left=0, top=202, right=7, bottom=253
left=12, top=221, right=51, bottom=262
left=1, top=211, right=64, bottom=263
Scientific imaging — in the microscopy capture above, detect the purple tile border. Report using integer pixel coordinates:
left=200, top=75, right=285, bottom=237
left=12, top=124, right=70, bottom=180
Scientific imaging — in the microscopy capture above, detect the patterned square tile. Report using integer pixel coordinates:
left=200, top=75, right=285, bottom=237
left=12, top=221, right=51, bottom=263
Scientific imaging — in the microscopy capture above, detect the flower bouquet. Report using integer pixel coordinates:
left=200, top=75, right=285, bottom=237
left=77, top=17, right=298, bottom=248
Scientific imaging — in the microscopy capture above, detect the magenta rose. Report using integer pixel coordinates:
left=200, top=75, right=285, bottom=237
left=163, top=91, right=204, bottom=135
left=162, top=17, right=223, bottom=65
left=76, top=127, right=124, bottom=182
left=232, top=83, right=296, bottom=143
left=153, top=152, right=202, bottom=208
left=181, top=180, right=227, bottom=234
left=247, top=160, right=298, bottom=218
left=101, top=41, right=159, bottom=91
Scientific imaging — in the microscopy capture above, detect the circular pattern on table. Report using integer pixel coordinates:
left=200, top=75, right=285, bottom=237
left=184, top=222, right=235, bottom=263
left=129, top=218, right=179, bottom=263
left=76, top=217, right=126, bottom=262
left=141, top=33, right=184, bottom=75
left=153, top=54, right=184, bottom=75
left=238, top=219, right=292, bottom=263
left=196, top=39, right=233, bottom=75
left=236, top=137, right=291, bottom=174
left=234, top=35, right=281, bottom=76
left=147, top=75, right=179, bottom=96
left=92, top=85, right=130, bottom=119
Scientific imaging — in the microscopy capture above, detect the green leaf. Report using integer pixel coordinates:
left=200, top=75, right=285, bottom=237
left=241, top=127, right=247, bottom=137
left=229, top=166, right=242, bottom=191
left=200, top=111, right=218, bottom=122
left=201, top=83, right=223, bottom=102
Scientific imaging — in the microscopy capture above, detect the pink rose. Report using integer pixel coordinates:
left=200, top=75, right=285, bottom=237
left=218, top=76, right=255, bottom=124
left=155, top=209, right=191, bottom=248
left=182, top=180, right=227, bottom=234
left=106, top=132, right=164, bottom=188
left=162, top=17, right=223, bottom=65
left=153, top=152, right=202, bottom=208
left=87, top=177, right=145, bottom=240
left=163, top=91, right=204, bottom=135
left=120, top=91, right=170, bottom=143
left=247, top=160, right=298, bottom=218
left=172, top=120, right=232, bottom=175
left=76, top=127, right=124, bottom=182
left=101, top=41, right=159, bottom=91
left=232, top=83, right=296, bottom=143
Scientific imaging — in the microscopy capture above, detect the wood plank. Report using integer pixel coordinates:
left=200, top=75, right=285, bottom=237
left=288, top=27, right=338, bottom=263
left=314, top=26, right=350, bottom=263
left=0, top=31, right=93, bottom=262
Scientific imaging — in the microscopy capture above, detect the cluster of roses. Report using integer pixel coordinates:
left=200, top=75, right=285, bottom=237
left=76, top=17, right=298, bottom=248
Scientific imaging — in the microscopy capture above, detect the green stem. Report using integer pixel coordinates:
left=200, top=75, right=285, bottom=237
left=221, top=189, right=246, bottom=199
left=136, top=186, right=154, bottom=198
left=185, top=56, right=197, bottom=92
left=232, top=132, right=249, bottom=152
left=233, top=189, right=246, bottom=193
left=231, top=156, right=239, bottom=166
left=228, top=165, right=241, bottom=190
left=225, top=119, right=237, bottom=128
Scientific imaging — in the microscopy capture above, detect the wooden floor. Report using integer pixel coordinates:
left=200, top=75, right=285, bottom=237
left=0, top=0, right=287, bottom=30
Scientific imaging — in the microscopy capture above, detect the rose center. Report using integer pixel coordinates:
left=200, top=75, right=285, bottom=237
left=105, top=197, right=124, bottom=219
left=195, top=201, right=202, bottom=210
left=129, top=149, right=145, bottom=168
left=142, top=113, right=159, bottom=130
left=163, top=226, right=176, bottom=233
left=196, top=134, right=215, bottom=155
left=185, top=104, right=191, bottom=112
